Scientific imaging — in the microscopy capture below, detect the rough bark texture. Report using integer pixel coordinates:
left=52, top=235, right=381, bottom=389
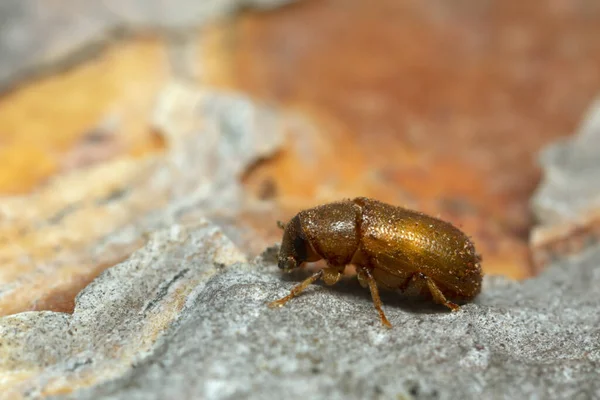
left=1, top=1, right=600, bottom=399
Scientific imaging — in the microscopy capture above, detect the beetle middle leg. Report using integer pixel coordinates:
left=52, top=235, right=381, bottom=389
left=356, top=267, right=392, bottom=328
left=268, top=266, right=344, bottom=308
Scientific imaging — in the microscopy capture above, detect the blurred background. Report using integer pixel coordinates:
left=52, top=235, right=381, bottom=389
left=1, top=0, right=600, bottom=316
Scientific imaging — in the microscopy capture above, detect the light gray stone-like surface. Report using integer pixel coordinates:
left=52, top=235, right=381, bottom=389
left=51, top=234, right=599, bottom=400
left=0, top=0, right=113, bottom=92
left=0, top=0, right=296, bottom=92
left=529, top=97, right=600, bottom=268
left=0, top=221, right=247, bottom=398
left=103, top=0, right=294, bottom=30
left=532, top=97, right=600, bottom=225
left=1, top=216, right=598, bottom=399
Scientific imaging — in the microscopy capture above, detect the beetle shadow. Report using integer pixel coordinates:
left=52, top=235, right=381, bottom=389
left=277, top=268, right=449, bottom=315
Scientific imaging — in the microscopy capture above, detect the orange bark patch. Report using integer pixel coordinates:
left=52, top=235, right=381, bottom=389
left=0, top=38, right=167, bottom=194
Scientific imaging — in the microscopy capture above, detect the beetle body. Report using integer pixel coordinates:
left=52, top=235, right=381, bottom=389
left=269, top=197, right=482, bottom=327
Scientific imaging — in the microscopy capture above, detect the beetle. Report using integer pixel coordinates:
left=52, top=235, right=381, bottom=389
left=268, top=197, right=483, bottom=327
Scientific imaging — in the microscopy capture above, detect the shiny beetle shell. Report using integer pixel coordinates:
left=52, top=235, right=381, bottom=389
left=268, top=197, right=483, bottom=327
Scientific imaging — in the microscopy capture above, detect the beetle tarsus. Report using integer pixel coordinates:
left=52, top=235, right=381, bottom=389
left=268, top=269, right=324, bottom=308
left=359, top=267, right=392, bottom=328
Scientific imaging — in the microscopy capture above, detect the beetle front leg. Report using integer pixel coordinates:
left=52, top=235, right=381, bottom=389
left=357, top=267, right=392, bottom=328
left=268, top=266, right=347, bottom=309
left=268, top=269, right=324, bottom=308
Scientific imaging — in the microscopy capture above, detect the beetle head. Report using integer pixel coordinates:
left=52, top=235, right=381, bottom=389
left=278, top=215, right=320, bottom=272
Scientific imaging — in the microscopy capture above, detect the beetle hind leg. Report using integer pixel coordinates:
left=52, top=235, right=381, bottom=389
left=422, top=275, right=459, bottom=311
left=357, top=267, right=392, bottom=328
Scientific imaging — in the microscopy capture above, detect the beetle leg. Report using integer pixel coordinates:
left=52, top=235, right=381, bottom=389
left=268, top=269, right=324, bottom=308
left=322, top=266, right=343, bottom=286
left=398, top=273, right=417, bottom=292
left=357, top=267, right=392, bottom=328
left=356, top=271, right=369, bottom=288
left=423, top=276, right=460, bottom=311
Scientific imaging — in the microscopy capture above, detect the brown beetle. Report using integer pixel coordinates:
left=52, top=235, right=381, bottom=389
left=268, top=197, right=482, bottom=327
